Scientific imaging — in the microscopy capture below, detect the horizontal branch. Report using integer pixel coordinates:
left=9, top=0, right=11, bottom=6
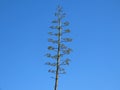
left=60, top=58, right=71, bottom=66
left=61, top=48, right=72, bottom=55
left=61, top=38, right=72, bottom=42
left=49, top=25, right=62, bottom=30
left=45, top=53, right=58, bottom=59
left=48, top=69, right=56, bottom=74
left=48, top=46, right=57, bottom=52
left=48, top=38, right=58, bottom=44
left=48, top=32, right=62, bottom=36
left=45, top=62, right=57, bottom=66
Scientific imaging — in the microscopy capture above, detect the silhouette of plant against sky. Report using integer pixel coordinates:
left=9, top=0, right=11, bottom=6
left=45, top=4, right=72, bottom=90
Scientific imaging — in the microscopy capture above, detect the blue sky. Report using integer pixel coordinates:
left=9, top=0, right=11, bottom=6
left=0, top=0, right=120, bottom=90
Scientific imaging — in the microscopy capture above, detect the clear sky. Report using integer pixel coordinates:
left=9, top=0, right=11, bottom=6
left=0, top=0, right=120, bottom=90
